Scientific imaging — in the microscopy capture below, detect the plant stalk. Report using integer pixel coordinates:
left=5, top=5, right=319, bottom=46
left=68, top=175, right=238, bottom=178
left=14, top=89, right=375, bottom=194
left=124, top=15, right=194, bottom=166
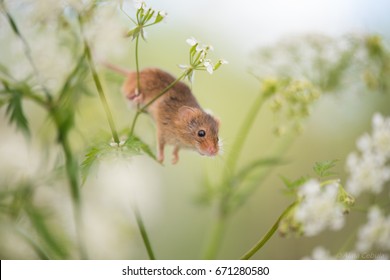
left=224, top=92, right=267, bottom=178
left=59, top=135, right=88, bottom=259
left=1, top=3, right=52, bottom=102
left=135, top=35, right=141, bottom=92
left=203, top=213, right=227, bottom=260
left=84, top=42, right=120, bottom=144
left=133, top=204, right=156, bottom=260
left=240, top=201, right=297, bottom=260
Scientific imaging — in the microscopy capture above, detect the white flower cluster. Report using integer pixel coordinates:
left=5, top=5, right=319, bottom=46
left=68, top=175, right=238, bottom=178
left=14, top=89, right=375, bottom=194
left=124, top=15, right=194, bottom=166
left=346, top=113, right=390, bottom=196
left=356, top=206, right=390, bottom=253
left=294, top=179, right=345, bottom=236
left=303, top=246, right=334, bottom=260
left=178, top=37, right=227, bottom=82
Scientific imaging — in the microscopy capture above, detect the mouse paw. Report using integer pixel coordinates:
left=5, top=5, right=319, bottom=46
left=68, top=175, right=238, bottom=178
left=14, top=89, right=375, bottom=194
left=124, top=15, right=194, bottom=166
left=128, top=89, right=143, bottom=104
left=172, top=146, right=180, bottom=164
left=171, top=155, right=179, bottom=165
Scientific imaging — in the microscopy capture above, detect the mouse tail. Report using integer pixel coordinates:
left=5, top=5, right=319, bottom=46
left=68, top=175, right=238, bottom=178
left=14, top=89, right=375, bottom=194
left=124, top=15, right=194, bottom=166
left=101, top=61, right=130, bottom=76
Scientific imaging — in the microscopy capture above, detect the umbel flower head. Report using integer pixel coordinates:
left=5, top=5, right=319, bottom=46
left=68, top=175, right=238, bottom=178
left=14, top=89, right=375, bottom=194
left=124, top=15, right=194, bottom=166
left=280, top=179, right=352, bottom=237
left=346, top=113, right=390, bottom=196
left=179, top=37, right=228, bottom=82
left=356, top=206, right=390, bottom=253
left=127, top=1, right=167, bottom=40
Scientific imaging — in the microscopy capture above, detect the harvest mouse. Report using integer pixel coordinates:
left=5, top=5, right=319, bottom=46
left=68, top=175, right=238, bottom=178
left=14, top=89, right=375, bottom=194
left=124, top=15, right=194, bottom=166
left=105, top=64, right=220, bottom=164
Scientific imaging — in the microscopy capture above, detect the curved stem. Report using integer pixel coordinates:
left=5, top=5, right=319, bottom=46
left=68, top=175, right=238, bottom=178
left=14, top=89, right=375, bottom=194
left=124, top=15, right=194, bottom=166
left=1, top=3, right=52, bottom=102
left=135, top=35, right=141, bottom=92
left=59, top=134, right=88, bottom=259
left=240, top=201, right=297, bottom=260
left=84, top=42, right=120, bottom=144
left=224, top=92, right=267, bottom=178
left=133, top=204, right=156, bottom=260
left=203, top=214, right=227, bottom=259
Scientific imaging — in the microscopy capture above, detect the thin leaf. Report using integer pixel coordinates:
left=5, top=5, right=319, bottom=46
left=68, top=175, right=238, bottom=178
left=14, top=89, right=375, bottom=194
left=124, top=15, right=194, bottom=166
left=313, top=159, right=339, bottom=178
left=58, top=50, right=88, bottom=103
left=16, top=228, right=50, bottom=260
left=80, top=143, right=110, bottom=184
left=24, top=203, right=68, bottom=259
left=5, top=89, right=29, bottom=134
left=280, top=175, right=309, bottom=190
left=124, top=135, right=157, bottom=160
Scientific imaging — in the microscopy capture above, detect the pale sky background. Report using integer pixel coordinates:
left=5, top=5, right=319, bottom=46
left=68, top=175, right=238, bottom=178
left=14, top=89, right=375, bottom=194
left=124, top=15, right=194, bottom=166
left=143, top=0, right=390, bottom=53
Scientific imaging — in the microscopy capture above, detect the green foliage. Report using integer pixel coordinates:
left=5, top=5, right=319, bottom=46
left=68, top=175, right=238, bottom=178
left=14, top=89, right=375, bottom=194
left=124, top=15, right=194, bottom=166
left=0, top=182, right=69, bottom=259
left=313, top=160, right=339, bottom=178
left=281, top=175, right=310, bottom=191
left=3, top=83, right=30, bottom=135
left=81, top=135, right=157, bottom=184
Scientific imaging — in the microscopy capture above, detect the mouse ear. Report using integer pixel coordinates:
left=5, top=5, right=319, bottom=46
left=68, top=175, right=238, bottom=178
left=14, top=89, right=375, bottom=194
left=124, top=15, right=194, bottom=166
left=178, top=106, right=199, bottom=119
left=204, top=109, right=220, bottom=127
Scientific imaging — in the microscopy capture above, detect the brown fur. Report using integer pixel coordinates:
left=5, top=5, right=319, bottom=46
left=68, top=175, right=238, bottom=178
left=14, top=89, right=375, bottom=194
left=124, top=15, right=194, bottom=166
left=122, top=68, right=220, bottom=164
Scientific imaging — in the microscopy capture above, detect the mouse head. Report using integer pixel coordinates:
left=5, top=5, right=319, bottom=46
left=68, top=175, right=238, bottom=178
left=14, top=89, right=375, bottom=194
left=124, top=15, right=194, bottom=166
left=177, top=106, right=220, bottom=157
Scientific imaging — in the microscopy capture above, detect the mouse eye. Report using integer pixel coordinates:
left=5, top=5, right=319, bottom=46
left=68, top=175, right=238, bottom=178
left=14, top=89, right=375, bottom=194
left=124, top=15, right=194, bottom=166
left=197, top=130, right=206, bottom=137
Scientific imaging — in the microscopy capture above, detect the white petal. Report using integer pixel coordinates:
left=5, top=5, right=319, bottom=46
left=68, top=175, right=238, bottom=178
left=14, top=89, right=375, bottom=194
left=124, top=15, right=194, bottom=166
left=186, top=37, right=197, bottom=46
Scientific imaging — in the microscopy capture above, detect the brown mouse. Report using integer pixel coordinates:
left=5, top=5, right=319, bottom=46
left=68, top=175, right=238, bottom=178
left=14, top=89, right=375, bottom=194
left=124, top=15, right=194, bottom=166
left=106, top=65, right=220, bottom=164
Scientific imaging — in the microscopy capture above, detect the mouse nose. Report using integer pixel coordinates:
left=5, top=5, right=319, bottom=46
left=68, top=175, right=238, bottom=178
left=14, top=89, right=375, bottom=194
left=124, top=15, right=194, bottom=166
left=207, top=146, right=218, bottom=156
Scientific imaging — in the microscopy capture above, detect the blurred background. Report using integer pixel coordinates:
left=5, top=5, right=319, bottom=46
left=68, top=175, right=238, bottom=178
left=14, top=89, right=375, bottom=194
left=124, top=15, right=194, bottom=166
left=1, top=0, right=390, bottom=259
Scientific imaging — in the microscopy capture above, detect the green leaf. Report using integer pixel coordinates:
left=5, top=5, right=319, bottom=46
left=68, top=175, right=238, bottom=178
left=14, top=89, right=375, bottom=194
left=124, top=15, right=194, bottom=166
left=313, top=159, right=338, bottom=178
left=81, top=136, right=157, bottom=184
left=54, top=50, right=89, bottom=140
left=0, top=62, right=12, bottom=79
left=280, top=175, right=309, bottom=190
left=24, top=203, right=68, bottom=259
left=58, top=50, right=88, bottom=104
left=124, top=135, right=157, bottom=160
left=5, top=89, right=29, bottom=134
left=80, top=143, right=110, bottom=184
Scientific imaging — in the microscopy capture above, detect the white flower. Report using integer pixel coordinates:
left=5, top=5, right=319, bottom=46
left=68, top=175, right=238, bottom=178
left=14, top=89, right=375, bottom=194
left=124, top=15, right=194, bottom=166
left=346, top=151, right=390, bottom=196
left=346, top=113, right=390, bottom=196
left=372, top=113, right=390, bottom=158
left=304, top=247, right=334, bottom=260
left=158, top=10, right=167, bottom=18
left=219, top=59, right=229, bottom=65
left=203, top=60, right=213, bottom=74
left=186, top=37, right=198, bottom=47
left=356, top=206, right=390, bottom=252
left=134, top=0, right=147, bottom=10
left=84, top=4, right=128, bottom=59
left=295, top=180, right=345, bottom=236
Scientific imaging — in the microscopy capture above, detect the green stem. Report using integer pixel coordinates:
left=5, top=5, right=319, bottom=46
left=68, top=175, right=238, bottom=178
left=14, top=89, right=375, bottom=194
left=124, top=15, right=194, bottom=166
left=15, top=226, right=50, bottom=260
left=1, top=3, right=52, bottom=102
left=143, top=72, right=187, bottom=110
left=58, top=135, right=88, bottom=259
left=203, top=214, right=227, bottom=260
left=129, top=72, right=187, bottom=136
left=224, top=91, right=267, bottom=177
left=133, top=204, right=156, bottom=260
left=84, top=42, right=120, bottom=144
left=204, top=89, right=269, bottom=259
left=135, top=35, right=141, bottom=92
left=240, top=201, right=297, bottom=260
